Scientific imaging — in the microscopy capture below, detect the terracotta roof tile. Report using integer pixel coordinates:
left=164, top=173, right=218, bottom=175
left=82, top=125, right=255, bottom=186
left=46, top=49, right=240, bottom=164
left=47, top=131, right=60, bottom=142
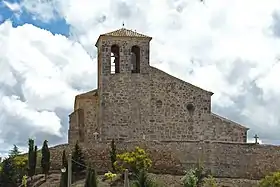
left=101, top=28, right=151, bottom=38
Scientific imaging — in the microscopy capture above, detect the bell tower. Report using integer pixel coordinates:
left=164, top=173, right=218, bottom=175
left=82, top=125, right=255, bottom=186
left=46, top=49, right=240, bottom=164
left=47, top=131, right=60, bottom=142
left=95, top=28, right=152, bottom=140
left=95, top=28, right=152, bottom=86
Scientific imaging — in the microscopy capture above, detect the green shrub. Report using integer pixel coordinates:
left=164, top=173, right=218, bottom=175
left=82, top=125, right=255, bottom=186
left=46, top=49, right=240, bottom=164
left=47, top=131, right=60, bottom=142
left=21, top=175, right=27, bottom=187
left=203, top=175, right=217, bottom=187
left=114, top=146, right=152, bottom=175
left=259, top=172, right=280, bottom=187
left=104, top=171, right=117, bottom=182
left=182, top=169, right=198, bottom=187
left=132, top=170, right=158, bottom=187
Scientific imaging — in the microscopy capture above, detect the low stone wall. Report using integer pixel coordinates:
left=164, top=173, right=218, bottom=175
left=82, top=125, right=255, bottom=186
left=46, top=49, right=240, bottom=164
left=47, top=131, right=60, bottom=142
left=49, top=141, right=280, bottom=180
left=149, top=174, right=260, bottom=187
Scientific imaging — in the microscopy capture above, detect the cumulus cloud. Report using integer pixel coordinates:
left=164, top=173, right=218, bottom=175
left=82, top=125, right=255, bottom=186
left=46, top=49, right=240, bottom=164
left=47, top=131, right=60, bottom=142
left=0, top=21, right=96, bottom=151
left=1, top=0, right=280, bottom=155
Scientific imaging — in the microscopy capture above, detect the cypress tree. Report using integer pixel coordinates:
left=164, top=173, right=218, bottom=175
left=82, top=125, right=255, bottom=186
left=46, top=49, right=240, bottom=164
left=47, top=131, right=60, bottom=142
left=110, top=139, right=117, bottom=172
left=34, top=145, right=37, bottom=175
left=62, top=149, right=67, bottom=169
left=59, top=149, right=68, bottom=187
left=84, top=169, right=92, bottom=187
left=59, top=170, right=68, bottom=187
left=91, top=168, right=97, bottom=187
left=41, top=140, right=50, bottom=181
left=84, top=168, right=97, bottom=187
left=28, top=139, right=36, bottom=179
left=72, top=141, right=86, bottom=175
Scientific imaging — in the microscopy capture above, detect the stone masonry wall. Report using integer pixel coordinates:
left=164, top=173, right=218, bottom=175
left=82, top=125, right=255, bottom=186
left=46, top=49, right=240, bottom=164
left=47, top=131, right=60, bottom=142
left=70, top=35, right=248, bottom=144
left=68, top=90, right=99, bottom=145
left=209, top=114, right=247, bottom=142
left=50, top=141, right=280, bottom=180
left=96, top=61, right=247, bottom=142
left=93, top=36, right=248, bottom=143
left=68, top=110, right=79, bottom=145
left=97, top=37, right=151, bottom=141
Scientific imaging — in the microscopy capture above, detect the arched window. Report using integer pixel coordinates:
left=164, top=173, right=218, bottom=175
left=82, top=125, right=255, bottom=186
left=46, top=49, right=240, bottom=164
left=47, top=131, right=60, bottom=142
left=111, top=45, right=120, bottom=74
left=131, top=45, right=140, bottom=73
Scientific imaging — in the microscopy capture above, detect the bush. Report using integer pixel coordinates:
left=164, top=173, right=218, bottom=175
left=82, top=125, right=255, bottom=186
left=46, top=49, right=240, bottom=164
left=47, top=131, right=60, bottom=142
left=132, top=170, right=158, bottom=187
left=182, top=169, right=198, bottom=187
left=21, top=175, right=27, bottom=187
left=114, top=147, right=152, bottom=175
left=104, top=171, right=117, bottom=182
left=259, top=171, right=280, bottom=187
left=203, top=175, right=217, bottom=187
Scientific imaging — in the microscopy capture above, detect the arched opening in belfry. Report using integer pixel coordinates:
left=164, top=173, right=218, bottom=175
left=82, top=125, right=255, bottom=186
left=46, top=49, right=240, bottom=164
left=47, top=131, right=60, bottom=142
left=111, top=45, right=120, bottom=74
left=131, top=45, right=140, bottom=73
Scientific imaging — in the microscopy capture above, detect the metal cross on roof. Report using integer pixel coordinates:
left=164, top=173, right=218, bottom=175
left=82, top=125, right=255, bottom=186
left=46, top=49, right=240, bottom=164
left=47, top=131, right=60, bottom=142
left=254, top=134, right=259, bottom=144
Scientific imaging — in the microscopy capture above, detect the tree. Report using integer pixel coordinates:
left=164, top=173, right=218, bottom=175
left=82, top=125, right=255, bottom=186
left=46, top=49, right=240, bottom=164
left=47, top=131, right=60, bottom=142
left=72, top=141, right=86, bottom=174
left=7, top=144, right=27, bottom=182
left=59, top=150, right=68, bottom=187
left=110, top=139, right=117, bottom=172
left=259, top=172, right=280, bottom=187
left=0, top=157, right=17, bottom=187
left=62, top=149, right=67, bottom=169
left=28, top=139, right=37, bottom=179
left=34, top=145, right=38, bottom=173
left=41, top=140, right=50, bottom=181
left=114, top=146, right=152, bottom=175
left=84, top=168, right=97, bottom=187
left=9, top=145, right=20, bottom=158
left=13, top=155, right=28, bottom=183
left=59, top=169, right=68, bottom=187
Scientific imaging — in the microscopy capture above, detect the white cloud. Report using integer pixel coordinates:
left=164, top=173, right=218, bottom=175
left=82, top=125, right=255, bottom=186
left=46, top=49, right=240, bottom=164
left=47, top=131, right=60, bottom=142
left=247, top=137, right=263, bottom=145
left=3, top=1, right=21, bottom=12
left=1, top=95, right=61, bottom=136
left=0, top=21, right=96, bottom=148
left=0, top=0, right=280, bottom=150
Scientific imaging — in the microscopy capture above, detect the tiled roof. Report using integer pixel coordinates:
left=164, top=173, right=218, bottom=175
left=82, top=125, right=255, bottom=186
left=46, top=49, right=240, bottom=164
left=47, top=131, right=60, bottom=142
left=100, top=28, right=151, bottom=38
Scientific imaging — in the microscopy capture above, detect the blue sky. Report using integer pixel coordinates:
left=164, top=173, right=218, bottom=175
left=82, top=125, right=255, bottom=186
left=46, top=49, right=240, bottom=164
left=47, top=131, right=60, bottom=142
left=0, top=0, right=70, bottom=36
left=1, top=0, right=280, bottom=155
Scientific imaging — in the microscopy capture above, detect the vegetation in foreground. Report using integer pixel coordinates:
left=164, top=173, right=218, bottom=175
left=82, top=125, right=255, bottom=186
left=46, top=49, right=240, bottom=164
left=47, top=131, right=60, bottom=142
left=0, top=138, right=278, bottom=187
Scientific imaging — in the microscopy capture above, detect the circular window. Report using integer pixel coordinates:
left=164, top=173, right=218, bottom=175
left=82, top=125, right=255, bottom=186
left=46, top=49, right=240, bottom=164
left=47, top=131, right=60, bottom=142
left=186, top=103, right=195, bottom=112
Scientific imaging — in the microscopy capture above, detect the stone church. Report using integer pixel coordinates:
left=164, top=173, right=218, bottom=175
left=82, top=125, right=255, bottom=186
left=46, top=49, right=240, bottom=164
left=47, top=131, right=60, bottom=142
left=57, top=28, right=280, bottom=183
left=68, top=28, right=249, bottom=145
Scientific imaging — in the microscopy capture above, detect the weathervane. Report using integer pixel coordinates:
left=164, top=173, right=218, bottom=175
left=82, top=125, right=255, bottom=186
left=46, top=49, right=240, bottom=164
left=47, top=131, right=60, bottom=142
left=122, top=21, right=125, bottom=27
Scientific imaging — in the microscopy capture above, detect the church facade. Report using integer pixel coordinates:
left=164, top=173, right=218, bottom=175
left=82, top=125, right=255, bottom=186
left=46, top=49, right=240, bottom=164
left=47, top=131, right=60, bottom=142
left=68, top=28, right=249, bottom=145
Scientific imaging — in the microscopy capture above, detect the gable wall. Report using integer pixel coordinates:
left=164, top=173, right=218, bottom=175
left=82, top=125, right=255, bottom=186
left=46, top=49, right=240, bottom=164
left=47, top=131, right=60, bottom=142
left=98, top=65, right=246, bottom=142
